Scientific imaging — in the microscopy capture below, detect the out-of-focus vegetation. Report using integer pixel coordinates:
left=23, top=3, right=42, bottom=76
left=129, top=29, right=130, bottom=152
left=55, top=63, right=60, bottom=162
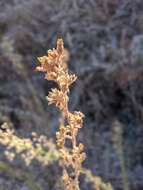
left=0, top=123, right=112, bottom=190
left=0, top=0, right=143, bottom=189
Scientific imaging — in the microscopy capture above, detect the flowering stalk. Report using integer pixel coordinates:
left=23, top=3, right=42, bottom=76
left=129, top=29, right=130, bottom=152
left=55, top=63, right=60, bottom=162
left=36, top=38, right=85, bottom=190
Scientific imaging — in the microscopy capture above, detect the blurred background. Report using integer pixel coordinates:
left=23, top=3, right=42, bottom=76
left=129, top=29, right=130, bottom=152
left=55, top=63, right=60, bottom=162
left=0, top=0, right=143, bottom=189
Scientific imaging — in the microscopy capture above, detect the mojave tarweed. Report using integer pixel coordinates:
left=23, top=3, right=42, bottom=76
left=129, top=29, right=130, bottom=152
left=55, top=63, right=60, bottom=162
left=36, top=38, right=85, bottom=190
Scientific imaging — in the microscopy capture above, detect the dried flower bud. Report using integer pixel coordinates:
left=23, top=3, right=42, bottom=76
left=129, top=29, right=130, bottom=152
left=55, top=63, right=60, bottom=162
left=47, top=88, right=67, bottom=110
left=56, top=38, right=64, bottom=55
left=79, top=143, right=84, bottom=152
left=68, top=111, right=84, bottom=128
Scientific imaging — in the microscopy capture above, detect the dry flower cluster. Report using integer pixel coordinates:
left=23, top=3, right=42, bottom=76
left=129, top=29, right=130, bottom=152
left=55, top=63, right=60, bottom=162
left=36, top=38, right=85, bottom=190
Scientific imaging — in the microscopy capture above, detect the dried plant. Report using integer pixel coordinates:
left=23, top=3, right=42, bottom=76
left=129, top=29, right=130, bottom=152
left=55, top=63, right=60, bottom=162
left=36, top=38, right=86, bottom=190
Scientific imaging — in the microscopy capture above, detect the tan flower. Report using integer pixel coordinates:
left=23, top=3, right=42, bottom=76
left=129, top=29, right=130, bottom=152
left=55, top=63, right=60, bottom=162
left=47, top=88, right=68, bottom=110
left=68, top=111, right=84, bottom=129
